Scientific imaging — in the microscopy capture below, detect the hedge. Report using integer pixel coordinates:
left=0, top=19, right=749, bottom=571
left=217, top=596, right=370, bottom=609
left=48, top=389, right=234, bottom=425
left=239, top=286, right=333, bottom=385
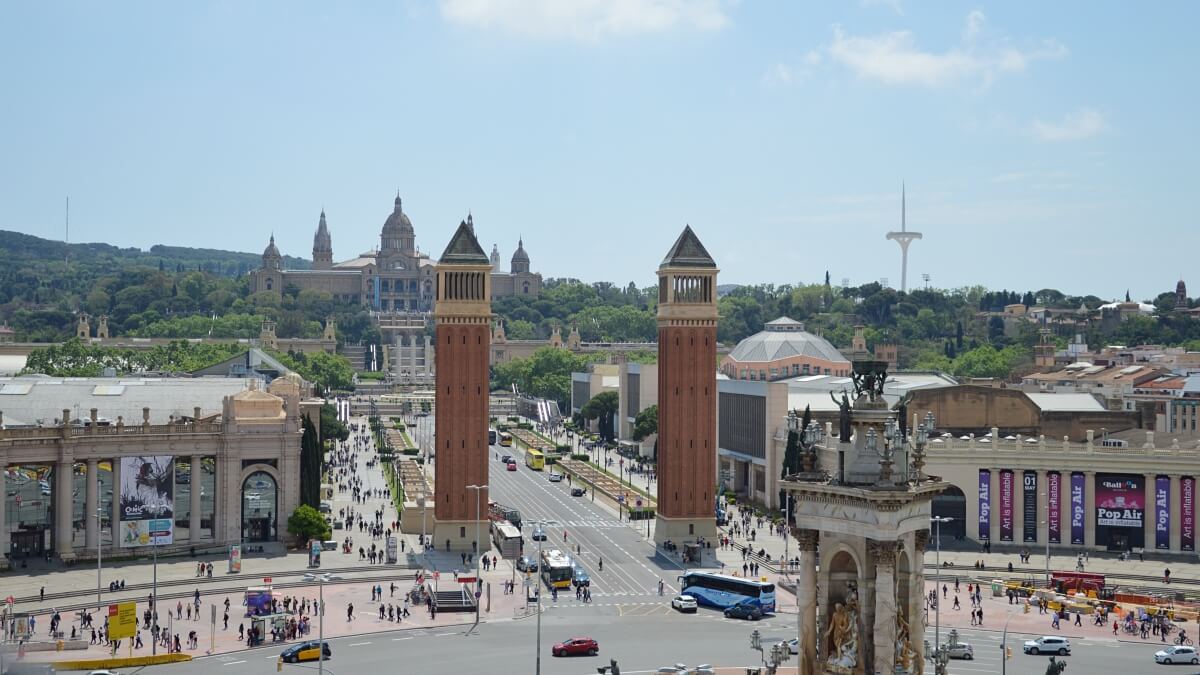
left=402, top=447, right=420, bottom=456
left=625, top=507, right=656, bottom=520
left=544, top=456, right=558, bottom=466
left=556, top=444, right=571, bottom=452
left=570, top=453, right=590, bottom=461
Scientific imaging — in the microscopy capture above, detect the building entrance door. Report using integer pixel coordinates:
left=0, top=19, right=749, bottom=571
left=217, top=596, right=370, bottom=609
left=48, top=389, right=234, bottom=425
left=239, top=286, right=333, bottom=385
left=11, top=529, right=46, bottom=558
left=244, top=518, right=272, bottom=542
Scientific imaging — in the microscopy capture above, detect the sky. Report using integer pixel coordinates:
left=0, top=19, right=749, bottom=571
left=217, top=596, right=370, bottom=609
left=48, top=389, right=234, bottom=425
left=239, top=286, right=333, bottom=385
left=2, top=1, right=1197, bottom=301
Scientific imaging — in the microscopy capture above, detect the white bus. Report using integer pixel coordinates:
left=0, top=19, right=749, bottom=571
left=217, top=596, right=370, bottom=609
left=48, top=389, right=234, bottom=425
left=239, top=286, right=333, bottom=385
left=491, top=521, right=522, bottom=558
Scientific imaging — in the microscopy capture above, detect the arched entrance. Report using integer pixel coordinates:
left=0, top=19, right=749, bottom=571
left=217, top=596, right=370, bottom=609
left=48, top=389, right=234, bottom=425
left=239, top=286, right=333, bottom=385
left=932, top=484, right=967, bottom=542
left=241, top=471, right=278, bottom=542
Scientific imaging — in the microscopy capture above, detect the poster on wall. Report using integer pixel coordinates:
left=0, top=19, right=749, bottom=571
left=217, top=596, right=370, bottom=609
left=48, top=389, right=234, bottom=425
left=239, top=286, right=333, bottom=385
left=1047, top=472, right=1061, bottom=544
left=999, top=469, right=1014, bottom=542
left=1182, top=477, right=1195, bottom=552
left=978, top=470, right=991, bottom=540
left=1023, top=471, right=1038, bottom=543
left=1071, top=472, right=1085, bottom=545
left=118, top=455, right=175, bottom=547
left=1096, top=474, right=1145, bottom=528
left=1156, top=476, right=1171, bottom=550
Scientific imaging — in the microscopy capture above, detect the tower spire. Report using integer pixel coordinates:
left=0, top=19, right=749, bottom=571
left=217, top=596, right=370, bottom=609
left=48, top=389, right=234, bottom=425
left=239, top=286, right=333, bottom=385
left=886, top=183, right=922, bottom=292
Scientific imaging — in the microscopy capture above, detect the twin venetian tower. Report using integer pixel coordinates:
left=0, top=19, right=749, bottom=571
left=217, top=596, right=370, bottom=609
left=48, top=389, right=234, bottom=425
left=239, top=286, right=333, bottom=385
left=429, top=221, right=719, bottom=550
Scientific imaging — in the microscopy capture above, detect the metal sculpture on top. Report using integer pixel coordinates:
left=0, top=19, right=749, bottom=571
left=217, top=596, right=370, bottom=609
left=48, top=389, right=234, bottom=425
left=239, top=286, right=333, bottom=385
left=851, top=358, right=889, bottom=403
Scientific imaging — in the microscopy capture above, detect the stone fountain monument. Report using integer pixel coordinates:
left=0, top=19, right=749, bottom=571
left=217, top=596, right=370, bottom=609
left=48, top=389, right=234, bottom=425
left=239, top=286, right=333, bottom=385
left=781, top=351, right=948, bottom=675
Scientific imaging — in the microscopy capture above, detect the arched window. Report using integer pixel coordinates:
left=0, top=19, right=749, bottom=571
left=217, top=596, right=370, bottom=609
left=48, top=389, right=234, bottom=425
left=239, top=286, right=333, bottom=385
left=241, top=471, right=278, bottom=542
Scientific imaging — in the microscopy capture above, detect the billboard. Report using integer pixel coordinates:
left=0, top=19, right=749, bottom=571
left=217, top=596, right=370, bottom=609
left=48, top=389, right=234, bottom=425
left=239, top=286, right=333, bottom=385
left=1070, top=472, right=1085, bottom=545
left=229, top=544, right=243, bottom=573
left=1156, top=476, right=1171, bottom=550
left=999, top=470, right=1014, bottom=542
left=1047, top=472, right=1061, bottom=544
left=1183, top=476, right=1195, bottom=552
left=119, top=455, right=175, bottom=547
left=108, top=602, right=137, bottom=640
left=1023, top=471, right=1038, bottom=543
left=1095, top=473, right=1144, bottom=528
left=978, top=470, right=991, bottom=540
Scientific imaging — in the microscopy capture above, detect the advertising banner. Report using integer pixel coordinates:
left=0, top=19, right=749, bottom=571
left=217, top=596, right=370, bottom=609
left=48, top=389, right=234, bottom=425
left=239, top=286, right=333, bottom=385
left=999, top=469, right=1014, bottom=542
left=386, top=536, right=398, bottom=564
left=309, top=540, right=322, bottom=568
left=1183, top=477, right=1195, bottom=552
left=1023, top=471, right=1038, bottom=543
left=1156, top=476, right=1171, bottom=550
left=1047, top=472, right=1061, bottom=544
left=107, top=602, right=137, bottom=640
left=978, top=470, right=991, bottom=540
left=229, top=544, right=242, bottom=573
left=1071, top=472, right=1085, bottom=545
left=118, top=456, right=175, bottom=547
left=1095, top=473, right=1145, bottom=528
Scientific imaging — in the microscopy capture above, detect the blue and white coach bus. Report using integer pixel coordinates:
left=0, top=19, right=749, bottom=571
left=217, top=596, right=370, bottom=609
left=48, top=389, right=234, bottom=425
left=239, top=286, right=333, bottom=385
left=678, top=571, right=776, bottom=613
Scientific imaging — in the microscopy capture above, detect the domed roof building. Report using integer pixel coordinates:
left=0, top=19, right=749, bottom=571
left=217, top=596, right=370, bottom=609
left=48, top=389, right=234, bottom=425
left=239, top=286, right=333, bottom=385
left=720, top=317, right=852, bottom=381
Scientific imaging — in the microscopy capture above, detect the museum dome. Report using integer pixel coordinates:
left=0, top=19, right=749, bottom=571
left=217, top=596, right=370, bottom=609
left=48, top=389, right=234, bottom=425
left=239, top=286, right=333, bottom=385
left=262, top=235, right=281, bottom=260
left=382, top=194, right=414, bottom=235
left=725, top=317, right=849, bottom=364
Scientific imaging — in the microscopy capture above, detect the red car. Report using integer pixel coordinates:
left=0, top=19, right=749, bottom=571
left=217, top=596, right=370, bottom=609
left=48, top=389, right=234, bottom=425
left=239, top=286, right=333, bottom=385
left=552, top=637, right=599, bottom=657
left=506, top=461, right=518, bottom=471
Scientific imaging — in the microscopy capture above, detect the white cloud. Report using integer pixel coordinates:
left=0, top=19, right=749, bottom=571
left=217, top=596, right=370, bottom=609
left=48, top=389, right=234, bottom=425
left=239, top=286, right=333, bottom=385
left=828, top=13, right=1066, bottom=87
left=761, top=63, right=793, bottom=87
left=438, top=0, right=729, bottom=41
left=1032, top=108, right=1107, bottom=142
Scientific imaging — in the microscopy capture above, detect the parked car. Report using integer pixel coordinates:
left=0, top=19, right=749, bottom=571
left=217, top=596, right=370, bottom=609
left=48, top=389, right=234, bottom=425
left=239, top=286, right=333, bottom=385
left=552, top=637, right=599, bottom=657
left=548, top=472, right=564, bottom=482
left=723, top=602, right=763, bottom=621
left=671, top=595, right=698, bottom=613
left=570, top=486, right=586, bottom=497
left=516, top=555, right=539, bottom=573
left=500, top=454, right=513, bottom=464
left=1155, top=645, right=1199, bottom=664
left=531, top=525, right=547, bottom=541
left=944, top=642, right=974, bottom=660
left=1023, top=636, right=1070, bottom=656
left=506, top=461, right=518, bottom=472
left=281, top=641, right=331, bottom=663
left=786, top=638, right=799, bottom=654
left=572, top=565, right=590, bottom=587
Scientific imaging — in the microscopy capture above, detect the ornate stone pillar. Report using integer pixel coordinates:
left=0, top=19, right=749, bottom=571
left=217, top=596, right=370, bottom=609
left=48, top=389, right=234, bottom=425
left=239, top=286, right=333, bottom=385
left=55, top=459, right=74, bottom=558
left=796, top=529, right=820, bottom=675
left=0, top=461, right=8, bottom=566
left=85, top=459, right=99, bottom=549
left=909, top=530, right=929, bottom=670
left=870, top=540, right=898, bottom=675
left=190, top=455, right=203, bottom=541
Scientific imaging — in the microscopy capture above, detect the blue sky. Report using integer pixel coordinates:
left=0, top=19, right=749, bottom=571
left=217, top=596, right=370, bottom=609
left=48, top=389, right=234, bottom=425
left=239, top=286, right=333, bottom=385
left=2, top=1, right=1196, bottom=301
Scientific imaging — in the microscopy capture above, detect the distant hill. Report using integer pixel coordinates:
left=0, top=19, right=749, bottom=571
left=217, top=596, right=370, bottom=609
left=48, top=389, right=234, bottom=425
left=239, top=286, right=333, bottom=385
left=0, top=229, right=310, bottom=277
left=716, top=284, right=741, bottom=298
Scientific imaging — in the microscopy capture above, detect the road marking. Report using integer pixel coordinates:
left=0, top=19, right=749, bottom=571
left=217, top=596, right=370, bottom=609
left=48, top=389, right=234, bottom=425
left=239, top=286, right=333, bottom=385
left=436, top=631, right=456, bottom=636
left=223, top=660, right=246, bottom=666
left=392, top=637, right=413, bottom=641
left=348, top=641, right=372, bottom=646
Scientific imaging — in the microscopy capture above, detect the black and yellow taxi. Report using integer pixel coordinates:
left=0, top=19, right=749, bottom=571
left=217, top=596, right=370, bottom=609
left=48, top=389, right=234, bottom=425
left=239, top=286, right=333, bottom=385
left=280, top=640, right=332, bottom=663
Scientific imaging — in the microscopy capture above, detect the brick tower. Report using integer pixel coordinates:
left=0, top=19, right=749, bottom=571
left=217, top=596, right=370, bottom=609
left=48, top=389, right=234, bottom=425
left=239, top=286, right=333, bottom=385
left=431, top=220, right=492, bottom=552
left=655, top=226, right=720, bottom=546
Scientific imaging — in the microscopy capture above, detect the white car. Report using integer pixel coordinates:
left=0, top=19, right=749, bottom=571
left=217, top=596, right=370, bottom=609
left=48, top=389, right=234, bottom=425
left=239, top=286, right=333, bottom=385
left=944, top=642, right=974, bottom=660
left=1155, top=645, right=1199, bottom=665
left=670, top=594, right=698, bottom=612
left=548, top=472, right=564, bottom=482
left=1023, top=636, right=1071, bottom=656
left=786, top=638, right=799, bottom=654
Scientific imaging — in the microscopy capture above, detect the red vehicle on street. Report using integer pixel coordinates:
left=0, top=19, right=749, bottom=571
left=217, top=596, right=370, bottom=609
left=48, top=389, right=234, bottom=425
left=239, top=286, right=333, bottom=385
left=552, top=637, right=599, bottom=657
left=506, top=461, right=518, bottom=471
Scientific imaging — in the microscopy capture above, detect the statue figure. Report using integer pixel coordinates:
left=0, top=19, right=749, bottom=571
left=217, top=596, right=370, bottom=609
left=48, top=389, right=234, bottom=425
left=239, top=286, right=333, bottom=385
left=897, top=393, right=909, bottom=439
left=824, top=592, right=859, bottom=672
left=823, top=602, right=850, bottom=659
left=830, top=390, right=852, bottom=442
left=897, top=612, right=921, bottom=675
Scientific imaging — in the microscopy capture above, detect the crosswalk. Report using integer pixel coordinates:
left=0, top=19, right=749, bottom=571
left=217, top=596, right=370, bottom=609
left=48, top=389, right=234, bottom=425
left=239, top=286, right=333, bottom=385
left=555, top=519, right=626, bottom=529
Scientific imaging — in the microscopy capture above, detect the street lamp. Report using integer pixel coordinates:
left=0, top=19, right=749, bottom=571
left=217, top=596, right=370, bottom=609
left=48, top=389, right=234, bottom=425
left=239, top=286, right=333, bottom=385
left=931, top=516, right=953, bottom=675
left=531, top=519, right=546, bottom=675
left=466, top=484, right=488, bottom=633
left=96, top=505, right=104, bottom=610
left=1040, top=514, right=1051, bottom=585
left=303, top=572, right=341, bottom=675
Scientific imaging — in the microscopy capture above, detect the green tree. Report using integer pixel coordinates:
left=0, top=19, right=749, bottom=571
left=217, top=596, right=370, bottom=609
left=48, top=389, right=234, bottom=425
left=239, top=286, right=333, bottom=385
left=580, top=390, right=620, bottom=442
left=286, top=504, right=331, bottom=544
left=632, top=404, right=657, bottom=442
left=318, top=403, right=349, bottom=445
left=299, top=415, right=322, bottom=508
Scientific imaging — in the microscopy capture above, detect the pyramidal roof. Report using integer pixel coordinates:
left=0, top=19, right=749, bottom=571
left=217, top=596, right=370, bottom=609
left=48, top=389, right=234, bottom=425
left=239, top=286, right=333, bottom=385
left=661, top=225, right=716, bottom=269
left=438, top=220, right=489, bottom=265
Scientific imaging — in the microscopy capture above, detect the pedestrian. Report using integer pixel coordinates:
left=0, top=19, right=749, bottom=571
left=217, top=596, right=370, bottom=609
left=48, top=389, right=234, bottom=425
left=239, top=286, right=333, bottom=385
left=347, top=603, right=355, bottom=620
left=238, top=623, right=244, bottom=641
left=223, top=611, right=229, bottom=630
left=40, top=587, right=45, bottom=602
left=976, top=607, right=982, bottom=626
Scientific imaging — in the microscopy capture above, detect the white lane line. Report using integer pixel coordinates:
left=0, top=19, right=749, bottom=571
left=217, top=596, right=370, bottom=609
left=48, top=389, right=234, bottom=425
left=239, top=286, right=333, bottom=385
left=392, top=637, right=413, bottom=641
left=348, top=641, right=372, bottom=646
left=436, top=631, right=457, bottom=636
left=223, top=660, right=247, bottom=666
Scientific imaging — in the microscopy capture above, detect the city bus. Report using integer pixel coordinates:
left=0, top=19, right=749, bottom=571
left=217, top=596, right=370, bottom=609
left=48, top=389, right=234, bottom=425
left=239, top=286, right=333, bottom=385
left=488, top=429, right=497, bottom=445
left=540, top=549, right=574, bottom=589
left=499, top=432, right=513, bottom=447
left=491, top=521, right=522, bottom=558
left=525, top=449, right=545, bottom=471
left=678, top=571, right=776, bottom=613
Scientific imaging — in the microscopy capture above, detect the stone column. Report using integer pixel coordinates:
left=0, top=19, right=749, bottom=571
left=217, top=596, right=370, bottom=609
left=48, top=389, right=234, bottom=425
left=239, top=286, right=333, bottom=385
left=871, top=540, right=898, bottom=675
left=1084, top=470, right=1097, bottom=548
left=55, top=460, right=74, bottom=558
left=909, top=530, right=929, bottom=669
left=1171, top=474, right=1182, bottom=552
left=85, top=459, right=99, bottom=550
left=0, top=461, right=8, bottom=565
left=409, top=333, right=418, bottom=378
left=796, top=529, right=820, bottom=675
left=190, top=455, right=203, bottom=542
left=111, top=458, right=122, bottom=551
left=1145, top=473, right=1157, bottom=552
left=424, top=335, right=434, bottom=380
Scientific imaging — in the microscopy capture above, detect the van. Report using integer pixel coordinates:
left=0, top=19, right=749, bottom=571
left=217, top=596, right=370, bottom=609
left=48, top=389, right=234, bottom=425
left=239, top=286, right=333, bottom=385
left=319, top=502, right=333, bottom=514
left=321, top=540, right=337, bottom=551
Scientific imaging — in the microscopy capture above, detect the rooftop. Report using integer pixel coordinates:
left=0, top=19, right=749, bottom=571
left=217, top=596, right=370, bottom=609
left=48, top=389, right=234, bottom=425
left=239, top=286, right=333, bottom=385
left=1026, top=392, right=1106, bottom=412
left=725, top=318, right=849, bottom=365
left=0, top=377, right=251, bottom=428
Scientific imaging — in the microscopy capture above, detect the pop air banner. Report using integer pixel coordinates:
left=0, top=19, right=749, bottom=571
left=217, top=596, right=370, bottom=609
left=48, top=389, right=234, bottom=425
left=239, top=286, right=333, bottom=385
left=1156, top=476, right=1171, bottom=550
left=1071, top=472, right=1086, bottom=545
left=119, top=455, right=175, bottom=547
left=1047, top=472, right=1061, bottom=544
left=978, top=470, right=991, bottom=540
left=1095, top=473, right=1144, bottom=528
left=1182, top=477, right=1196, bottom=552
left=1023, top=471, right=1038, bottom=543
left=999, top=469, right=1014, bottom=542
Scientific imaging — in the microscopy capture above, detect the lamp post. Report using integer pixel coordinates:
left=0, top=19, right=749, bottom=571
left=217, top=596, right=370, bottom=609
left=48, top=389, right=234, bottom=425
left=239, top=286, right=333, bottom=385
left=931, top=516, right=953, bottom=675
left=532, top=519, right=546, bottom=675
left=303, top=573, right=340, bottom=675
left=1041, top=514, right=1051, bottom=585
left=466, top=484, right=488, bottom=634
left=96, top=505, right=103, bottom=610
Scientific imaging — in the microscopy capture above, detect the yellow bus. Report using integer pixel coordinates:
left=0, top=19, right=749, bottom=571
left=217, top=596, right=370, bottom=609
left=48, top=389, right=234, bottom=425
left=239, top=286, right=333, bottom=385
left=540, top=549, right=573, bottom=589
left=525, top=449, right=545, bottom=471
left=499, top=432, right=513, bottom=447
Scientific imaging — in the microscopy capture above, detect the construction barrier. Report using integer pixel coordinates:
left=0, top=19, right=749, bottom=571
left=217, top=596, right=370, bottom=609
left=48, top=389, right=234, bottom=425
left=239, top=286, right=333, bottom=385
left=53, top=653, right=192, bottom=671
